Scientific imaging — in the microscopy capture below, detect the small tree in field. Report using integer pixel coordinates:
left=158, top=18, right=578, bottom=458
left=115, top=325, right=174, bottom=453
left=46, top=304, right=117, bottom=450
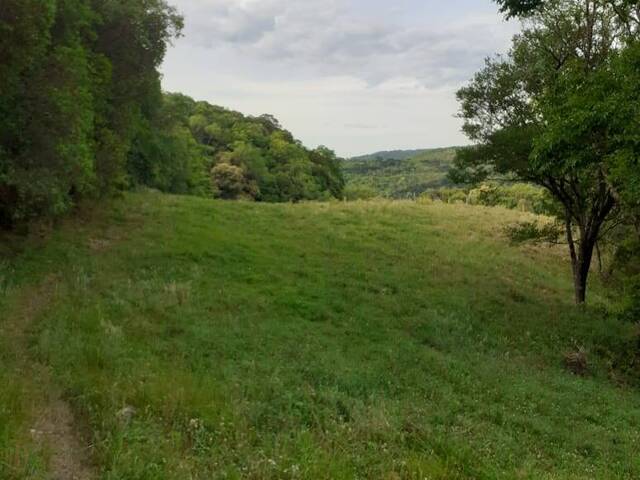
left=453, top=0, right=640, bottom=304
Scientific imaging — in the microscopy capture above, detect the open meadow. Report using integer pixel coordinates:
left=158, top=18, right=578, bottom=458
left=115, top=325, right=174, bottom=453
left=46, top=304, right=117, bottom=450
left=2, top=192, right=639, bottom=479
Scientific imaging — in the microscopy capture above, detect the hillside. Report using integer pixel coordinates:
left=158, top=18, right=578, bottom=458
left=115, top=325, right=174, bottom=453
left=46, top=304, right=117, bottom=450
left=2, top=192, right=639, bottom=479
left=343, top=147, right=458, bottom=198
left=350, top=149, right=437, bottom=162
left=130, top=93, right=345, bottom=202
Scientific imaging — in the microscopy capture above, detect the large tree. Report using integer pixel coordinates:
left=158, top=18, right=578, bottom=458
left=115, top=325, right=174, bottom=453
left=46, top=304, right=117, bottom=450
left=453, top=0, right=640, bottom=303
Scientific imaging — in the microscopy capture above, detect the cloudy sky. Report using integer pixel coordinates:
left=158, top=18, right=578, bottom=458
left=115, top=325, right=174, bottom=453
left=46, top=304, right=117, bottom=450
left=160, top=0, right=519, bottom=158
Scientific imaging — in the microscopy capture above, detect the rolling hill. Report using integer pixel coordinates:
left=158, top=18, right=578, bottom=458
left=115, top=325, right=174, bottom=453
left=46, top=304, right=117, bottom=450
left=2, top=192, right=639, bottom=479
left=343, top=147, right=459, bottom=198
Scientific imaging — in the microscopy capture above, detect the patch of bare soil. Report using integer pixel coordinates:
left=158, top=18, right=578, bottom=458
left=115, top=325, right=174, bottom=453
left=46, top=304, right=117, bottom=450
left=7, top=275, right=96, bottom=479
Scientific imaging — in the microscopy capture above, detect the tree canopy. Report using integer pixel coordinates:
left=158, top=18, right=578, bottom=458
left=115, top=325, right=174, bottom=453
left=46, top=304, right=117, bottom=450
left=130, top=93, right=345, bottom=202
left=454, top=0, right=640, bottom=303
left=0, top=0, right=182, bottom=226
left=496, top=0, right=546, bottom=17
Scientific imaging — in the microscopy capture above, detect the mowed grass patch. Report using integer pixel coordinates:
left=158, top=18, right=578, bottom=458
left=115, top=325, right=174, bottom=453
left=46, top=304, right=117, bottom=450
left=2, top=192, right=639, bottom=479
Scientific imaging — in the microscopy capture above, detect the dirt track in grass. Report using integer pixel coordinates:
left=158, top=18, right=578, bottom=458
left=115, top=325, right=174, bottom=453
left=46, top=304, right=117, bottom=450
left=8, top=275, right=96, bottom=480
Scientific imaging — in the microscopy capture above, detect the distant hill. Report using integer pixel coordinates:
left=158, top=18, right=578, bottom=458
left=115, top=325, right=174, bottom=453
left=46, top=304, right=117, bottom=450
left=343, top=147, right=459, bottom=198
left=350, top=149, right=435, bottom=162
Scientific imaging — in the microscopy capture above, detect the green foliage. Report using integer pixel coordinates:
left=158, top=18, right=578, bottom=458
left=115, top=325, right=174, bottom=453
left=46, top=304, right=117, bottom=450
left=343, top=148, right=457, bottom=199
left=608, top=233, right=640, bottom=321
left=0, top=0, right=183, bottom=227
left=128, top=116, right=209, bottom=196
left=343, top=185, right=379, bottom=201
left=426, top=187, right=469, bottom=204
left=0, top=1, right=343, bottom=226
left=468, top=183, right=556, bottom=215
left=422, top=182, right=556, bottom=214
left=210, top=162, right=258, bottom=200
left=350, top=149, right=437, bottom=162
left=142, top=93, right=345, bottom=202
left=495, top=0, right=545, bottom=17
left=603, top=41, right=640, bottom=247
left=453, top=0, right=640, bottom=303
left=504, top=220, right=564, bottom=244
left=4, top=192, right=640, bottom=478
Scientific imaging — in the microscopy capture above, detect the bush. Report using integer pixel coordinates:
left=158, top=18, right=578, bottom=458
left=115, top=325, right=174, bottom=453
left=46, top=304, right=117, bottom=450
left=504, top=220, right=563, bottom=245
left=468, top=183, right=555, bottom=214
left=211, top=163, right=258, bottom=200
left=425, top=188, right=468, bottom=204
left=611, top=236, right=640, bottom=322
left=344, top=185, right=378, bottom=201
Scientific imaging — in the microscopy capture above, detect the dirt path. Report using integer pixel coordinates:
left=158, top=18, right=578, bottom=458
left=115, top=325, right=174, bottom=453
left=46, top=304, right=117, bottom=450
left=7, top=275, right=96, bottom=480
left=33, top=397, right=95, bottom=480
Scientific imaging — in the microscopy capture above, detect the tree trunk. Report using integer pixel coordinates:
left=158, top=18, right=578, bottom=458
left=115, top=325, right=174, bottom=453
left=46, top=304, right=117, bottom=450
left=565, top=213, right=598, bottom=305
left=573, top=248, right=590, bottom=305
left=576, top=232, right=598, bottom=304
left=595, top=241, right=602, bottom=276
left=565, top=213, right=581, bottom=303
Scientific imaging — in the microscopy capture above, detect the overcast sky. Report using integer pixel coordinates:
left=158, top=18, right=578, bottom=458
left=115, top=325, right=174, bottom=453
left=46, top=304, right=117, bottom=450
left=160, top=0, right=519, bottom=158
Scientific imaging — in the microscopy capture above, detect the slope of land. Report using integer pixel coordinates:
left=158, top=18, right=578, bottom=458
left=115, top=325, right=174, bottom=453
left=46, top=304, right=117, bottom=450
left=2, top=192, right=639, bottom=479
left=343, top=147, right=458, bottom=198
left=350, top=149, right=437, bottom=162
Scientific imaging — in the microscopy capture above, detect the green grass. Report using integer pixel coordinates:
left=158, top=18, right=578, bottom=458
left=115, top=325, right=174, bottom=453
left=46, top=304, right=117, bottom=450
left=2, top=192, right=640, bottom=479
left=343, top=147, right=457, bottom=198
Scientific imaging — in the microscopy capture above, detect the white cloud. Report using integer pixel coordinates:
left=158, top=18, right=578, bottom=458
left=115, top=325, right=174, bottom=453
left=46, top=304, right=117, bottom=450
left=162, top=0, right=520, bottom=156
left=173, top=0, right=516, bottom=87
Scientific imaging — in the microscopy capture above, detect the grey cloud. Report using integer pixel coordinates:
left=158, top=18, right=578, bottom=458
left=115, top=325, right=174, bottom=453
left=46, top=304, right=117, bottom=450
left=172, top=0, right=516, bottom=87
left=175, top=0, right=280, bottom=46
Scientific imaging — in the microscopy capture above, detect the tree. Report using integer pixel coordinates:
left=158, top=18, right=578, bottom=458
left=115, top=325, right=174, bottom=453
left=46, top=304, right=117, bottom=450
left=309, top=146, right=346, bottom=199
left=496, top=0, right=640, bottom=21
left=604, top=41, right=640, bottom=224
left=153, top=93, right=344, bottom=203
left=453, top=0, right=640, bottom=304
left=0, top=0, right=183, bottom=227
left=211, top=162, right=258, bottom=200
left=599, top=40, right=640, bottom=317
left=92, top=0, right=183, bottom=193
left=496, top=0, right=545, bottom=17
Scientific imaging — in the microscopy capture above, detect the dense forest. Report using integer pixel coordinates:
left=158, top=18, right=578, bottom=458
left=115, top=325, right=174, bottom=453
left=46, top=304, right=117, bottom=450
left=0, top=0, right=343, bottom=229
left=343, top=148, right=456, bottom=199
left=130, top=93, right=344, bottom=202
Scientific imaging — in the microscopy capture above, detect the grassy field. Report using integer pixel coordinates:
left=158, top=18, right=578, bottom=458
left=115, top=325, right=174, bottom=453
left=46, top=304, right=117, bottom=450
left=2, top=192, right=640, bottom=479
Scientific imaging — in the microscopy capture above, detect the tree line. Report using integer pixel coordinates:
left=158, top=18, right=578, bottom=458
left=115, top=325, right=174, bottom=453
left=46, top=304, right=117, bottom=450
left=0, top=1, right=344, bottom=229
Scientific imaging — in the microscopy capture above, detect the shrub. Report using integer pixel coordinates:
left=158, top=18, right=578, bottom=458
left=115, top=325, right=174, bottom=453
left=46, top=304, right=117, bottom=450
left=467, top=183, right=555, bottom=214
left=344, top=185, right=378, bottom=201
left=211, top=163, right=258, bottom=200
left=504, top=220, right=563, bottom=245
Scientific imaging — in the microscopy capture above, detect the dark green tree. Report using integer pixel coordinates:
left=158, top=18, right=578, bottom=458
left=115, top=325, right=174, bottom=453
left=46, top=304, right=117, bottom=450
left=496, top=0, right=545, bottom=16
left=453, top=0, right=640, bottom=303
left=0, top=0, right=182, bottom=226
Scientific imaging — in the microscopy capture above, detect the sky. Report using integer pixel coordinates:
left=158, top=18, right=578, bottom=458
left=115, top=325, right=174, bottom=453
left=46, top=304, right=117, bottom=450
left=160, top=0, right=520, bottom=158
